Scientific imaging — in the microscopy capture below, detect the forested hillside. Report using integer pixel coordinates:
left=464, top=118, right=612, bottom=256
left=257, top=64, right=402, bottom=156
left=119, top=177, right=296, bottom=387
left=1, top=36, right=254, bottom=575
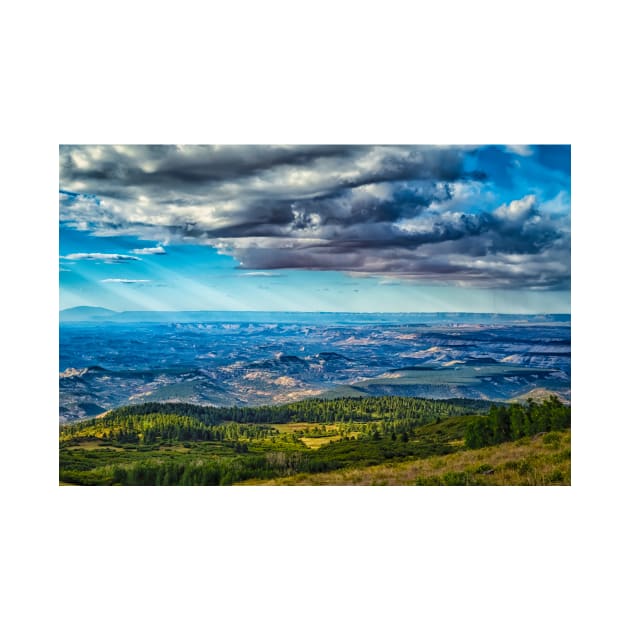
left=59, top=396, right=570, bottom=486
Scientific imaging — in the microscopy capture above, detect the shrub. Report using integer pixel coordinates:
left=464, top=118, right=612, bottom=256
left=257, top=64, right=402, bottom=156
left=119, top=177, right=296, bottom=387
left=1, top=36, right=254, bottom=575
left=542, top=432, right=562, bottom=448
left=474, top=463, right=494, bottom=474
left=552, top=449, right=571, bottom=463
left=416, top=476, right=441, bottom=485
left=441, top=471, right=473, bottom=485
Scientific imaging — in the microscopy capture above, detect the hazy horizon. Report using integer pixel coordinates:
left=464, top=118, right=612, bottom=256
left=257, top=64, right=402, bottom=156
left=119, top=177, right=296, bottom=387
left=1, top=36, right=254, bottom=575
left=61, top=305, right=571, bottom=315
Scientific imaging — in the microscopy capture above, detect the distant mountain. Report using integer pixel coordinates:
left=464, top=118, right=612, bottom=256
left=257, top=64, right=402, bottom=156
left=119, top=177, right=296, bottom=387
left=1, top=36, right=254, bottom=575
left=509, top=388, right=570, bottom=404
left=59, top=307, right=571, bottom=324
left=59, top=306, right=119, bottom=322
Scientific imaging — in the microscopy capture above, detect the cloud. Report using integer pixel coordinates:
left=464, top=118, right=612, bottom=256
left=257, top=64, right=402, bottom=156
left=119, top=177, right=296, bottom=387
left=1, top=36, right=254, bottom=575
left=61, top=253, right=141, bottom=263
left=100, top=278, right=150, bottom=284
left=492, top=194, right=537, bottom=223
left=59, top=145, right=470, bottom=235
left=238, top=271, right=285, bottom=277
left=506, top=145, right=534, bottom=157
left=130, top=245, right=167, bottom=255
left=217, top=192, right=569, bottom=289
left=59, top=145, right=570, bottom=290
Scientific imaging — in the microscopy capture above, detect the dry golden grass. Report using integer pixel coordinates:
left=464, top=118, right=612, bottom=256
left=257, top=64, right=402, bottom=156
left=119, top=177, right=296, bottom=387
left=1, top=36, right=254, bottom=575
left=270, top=423, right=360, bottom=449
left=270, top=423, right=313, bottom=433
left=300, top=435, right=345, bottom=449
left=242, top=430, right=571, bottom=486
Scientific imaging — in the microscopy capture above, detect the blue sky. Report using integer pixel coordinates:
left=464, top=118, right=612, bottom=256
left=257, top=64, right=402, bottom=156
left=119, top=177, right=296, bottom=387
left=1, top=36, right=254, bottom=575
left=59, top=145, right=570, bottom=313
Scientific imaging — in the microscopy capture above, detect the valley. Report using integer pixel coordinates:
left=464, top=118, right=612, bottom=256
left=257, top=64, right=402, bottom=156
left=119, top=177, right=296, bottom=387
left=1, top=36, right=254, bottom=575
left=59, top=312, right=570, bottom=423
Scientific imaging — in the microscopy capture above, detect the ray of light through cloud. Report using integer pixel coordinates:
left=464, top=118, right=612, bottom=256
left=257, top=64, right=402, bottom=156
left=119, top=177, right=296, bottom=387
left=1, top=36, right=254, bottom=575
left=59, top=145, right=570, bottom=313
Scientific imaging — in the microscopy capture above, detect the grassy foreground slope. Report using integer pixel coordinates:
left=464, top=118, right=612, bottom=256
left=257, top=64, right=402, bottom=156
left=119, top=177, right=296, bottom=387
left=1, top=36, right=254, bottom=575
left=241, top=429, right=571, bottom=485
left=59, top=396, right=569, bottom=486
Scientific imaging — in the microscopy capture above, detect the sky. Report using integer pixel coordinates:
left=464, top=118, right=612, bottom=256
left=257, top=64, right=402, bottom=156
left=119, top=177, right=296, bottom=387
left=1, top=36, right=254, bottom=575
left=59, top=145, right=570, bottom=313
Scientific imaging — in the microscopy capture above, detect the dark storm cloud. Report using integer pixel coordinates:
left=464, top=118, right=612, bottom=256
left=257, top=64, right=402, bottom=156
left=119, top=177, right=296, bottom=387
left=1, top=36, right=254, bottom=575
left=59, top=145, right=570, bottom=289
left=60, top=145, right=364, bottom=191
left=59, top=145, right=468, bottom=205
